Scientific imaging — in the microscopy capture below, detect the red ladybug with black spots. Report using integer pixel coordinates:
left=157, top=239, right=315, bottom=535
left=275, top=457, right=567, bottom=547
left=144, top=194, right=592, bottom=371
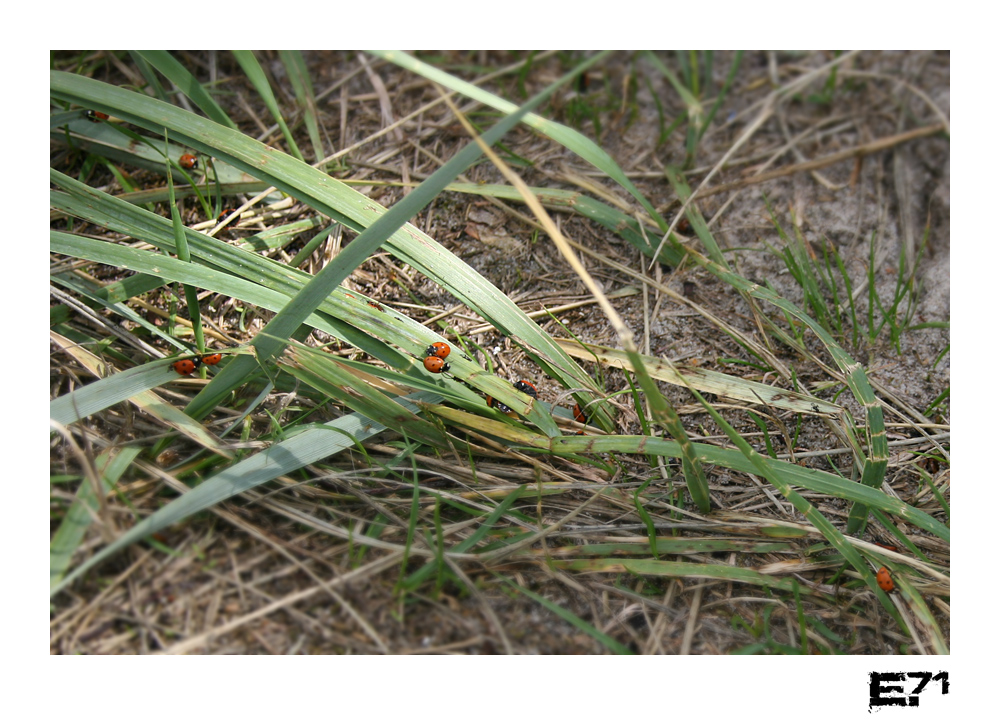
left=514, top=380, right=538, bottom=399
left=423, top=356, right=450, bottom=373
left=172, top=359, right=198, bottom=376
left=179, top=153, right=198, bottom=170
left=876, top=566, right=894, bottom=593
left=425, top=342, right=451, bottom=359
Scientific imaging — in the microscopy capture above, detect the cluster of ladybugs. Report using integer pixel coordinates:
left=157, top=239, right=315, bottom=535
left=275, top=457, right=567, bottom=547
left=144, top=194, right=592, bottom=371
left=421, top=340, right=592, bottom=425
left=422, top=342, right=452, bottom=373
left=172, top=352, right=223, bottom=376
left=422, top=341, right=536, bottom=414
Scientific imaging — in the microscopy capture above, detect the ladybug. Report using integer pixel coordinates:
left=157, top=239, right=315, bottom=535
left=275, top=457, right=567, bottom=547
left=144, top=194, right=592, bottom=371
left=179, top=153, right=198, bottom=170
left=85, top=110, right=109, bottom=123
left=172, top=359, right=197, bottom=376
left=676, top=217, right=692, bottom=235
left=425, top=342, right=451, bottom=359
left=367, top=301, right=384, bottom=312
left=573, top=403, right=589, bottom=424
left=423, top=356, right=450, bottom=374
left=218, top=208, right=239, bottom=223
left=876, top=566, right=894, bottom=593
left=199, top=353, right=223, bottom=366
left=486, top=396, right=513, bottom=415
left=514, top=380, right=538, bottom=399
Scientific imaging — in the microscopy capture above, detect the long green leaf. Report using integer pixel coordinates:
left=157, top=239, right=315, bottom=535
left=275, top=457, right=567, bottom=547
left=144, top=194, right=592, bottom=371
left=50, top=447, right=140, bottom=589
left=278, top=50, right=325, bottom=161
left=499, top=575, right=634, bottom=654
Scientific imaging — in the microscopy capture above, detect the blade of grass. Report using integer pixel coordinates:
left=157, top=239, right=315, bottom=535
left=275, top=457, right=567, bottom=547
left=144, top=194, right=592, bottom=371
left=555, top=338, right=840, bottom=417
left=165, top=136, right=208, bottom=363
left=278, top=50, right=326, bottom=162
left=402, top=484, right=526, bottom=590
left=232, top=50, right=304, bottom=162
left=133, top=51, right=237, bottom=129
left=497, top=574, right=634, bottom=654
left=50, top=447, right=140, bottom=589
left=433, top=407, right=948, bottom=542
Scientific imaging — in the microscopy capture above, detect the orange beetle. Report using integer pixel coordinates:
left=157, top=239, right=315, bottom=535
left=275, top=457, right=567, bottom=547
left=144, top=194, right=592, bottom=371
left=423, top=356, right=450, bottom=373
left=172, top=359, right=197, bottom=376
left=425, top=342, right=451, bottom=359
left=876, top=566, right=894, bottom=593
left=179, top=153, right=198, bottom=170
left=199, top=353, right=223, bottom=366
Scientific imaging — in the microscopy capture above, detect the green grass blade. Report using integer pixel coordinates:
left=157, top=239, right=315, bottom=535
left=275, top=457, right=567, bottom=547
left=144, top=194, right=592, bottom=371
left=232, top=50, right=304, bottom=162
left=499, top=575, right=634, bottom=654
left=127, top=51, right=170, bottom=103
left=624, top=348, right=711, bottom=513
left=696, top=51, right=742, bottom=145
left=50, top=447, right=140, bottom=589
left=402, top=484, right=527, bottom=590
left=557, top=338, right=840, bottom=416
left=133, top=51, right=237, bottom=129
left=278, top=50, right=325, bottom=161
left=561, top=558, right=794, bottom=590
